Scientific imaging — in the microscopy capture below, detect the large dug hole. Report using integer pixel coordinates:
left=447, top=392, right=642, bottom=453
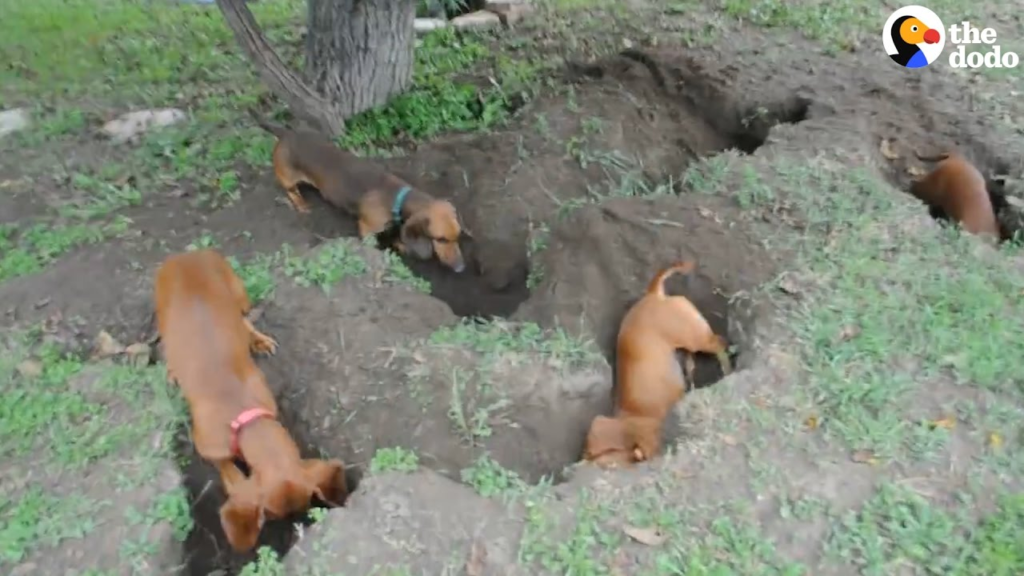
left=342, top=49, right=812, bottom=321
left=174, top=411, right=351, bottom=576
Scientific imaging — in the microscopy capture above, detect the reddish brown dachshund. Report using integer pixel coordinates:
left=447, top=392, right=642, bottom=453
left=584, top=261, right=731, bottom=468
left=912, top=151, right=1000, bottom=241
left=251, top=112, right=469, bottom=272
left=154, top=249, right=347, bottom=551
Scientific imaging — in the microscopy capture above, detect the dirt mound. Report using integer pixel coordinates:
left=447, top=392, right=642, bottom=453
left=257, top=241, right=611, bottom=484
left=285, top=470, right=527, bottom=576
left=514, top=195, right=776, bottom=384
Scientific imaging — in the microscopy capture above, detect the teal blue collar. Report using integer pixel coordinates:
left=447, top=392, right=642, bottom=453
left=392, top=186, right=412, bottom=223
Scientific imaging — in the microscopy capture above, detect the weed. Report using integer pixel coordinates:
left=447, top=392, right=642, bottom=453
left=59, top=172, right=142, bottom=220
left=370, top=447, right=420, bottom=474
left=446, top=367, right=509, bottom=445
left=239, top=546, right=286, bottom=576
left=461, top=454, right=527, bottom=498
left=283, top=240, right=368, bottom=293
left=228, top=253, right=278, bottom=305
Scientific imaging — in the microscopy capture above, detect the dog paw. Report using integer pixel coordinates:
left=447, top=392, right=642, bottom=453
left=252, top=333, right=279, bottom=356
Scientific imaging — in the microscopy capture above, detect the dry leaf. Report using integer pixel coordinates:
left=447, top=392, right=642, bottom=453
left=879, top=138, right=900, bottom=160
left=720, top=434, right=739, bottom=446
left=623, top=525, right=667, bottom=546
left=16, top=359, right=43, bottom=379
left=93, top=330, right=125, bottom=359
left=465, top=540, right=487, bottom=576
left=988, top=432, right=1003, bottom=449
left=907, top=165, right=926, bottom=177
left=929, top=416, right=956, bottom=430
left=804, top=415, right=819, bottom=430
left=851, top=450, right=879, bottom=465
left=125, top=343, right=152, bottom=368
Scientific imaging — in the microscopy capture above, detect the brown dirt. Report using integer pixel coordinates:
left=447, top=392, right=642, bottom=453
left=3, top=13, right=1024, bottom=574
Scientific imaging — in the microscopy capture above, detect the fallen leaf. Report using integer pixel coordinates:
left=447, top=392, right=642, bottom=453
left=465, top=540, right=487, bottom=576
left=929, top=416, right=956, bottom=430
left=124, top=343, right=152, bottom=368
left=804, top=415, right=819, bottom=430
left=851, top=450, right=879, bottom=465
left=623, top=525, right=667, bottom=546
left=879, top=138, right=900, bottom=160
left=93, top=330, right=125, bottom=359
left=907, top=165, right=926, bottom=177
left=720, top=434, right=739, bottom=446
left=988, top=432, right=1003, bottom=449
left=16, top=360, right=43, bottom=379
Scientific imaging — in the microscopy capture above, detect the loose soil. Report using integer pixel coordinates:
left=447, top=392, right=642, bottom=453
left=3, top=6, right=1024, bottom=575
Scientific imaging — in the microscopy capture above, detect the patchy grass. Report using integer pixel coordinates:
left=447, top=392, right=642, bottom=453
left=338, top=27, right=546, bottom=151
left=381, top=250, right=432, bottom=294
left=369, top=447, right=420, bottom=474
left=0, top=217, right=131, bottom=284
left=282, top=240, right=368, bottom=293
left=429, top=318, right=601, bottom=369
left=0, top=331, right=189, bottom=570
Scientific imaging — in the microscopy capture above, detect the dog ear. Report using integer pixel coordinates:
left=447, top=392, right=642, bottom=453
left=301, top=458, right=347, bottom=507
left=400, top=213, right=434, bottom=260
left=584, top=416, right=631, bottom=459
left=219, top=495, right=264, bottom=552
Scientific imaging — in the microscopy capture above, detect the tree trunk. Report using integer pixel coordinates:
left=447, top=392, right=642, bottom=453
left=215, top=0, right=345, bottom=135
left=306, top=0, right=417, bottom=118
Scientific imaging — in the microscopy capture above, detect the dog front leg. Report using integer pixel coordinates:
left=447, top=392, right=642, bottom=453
left=243, top=318, right=278, bottom=356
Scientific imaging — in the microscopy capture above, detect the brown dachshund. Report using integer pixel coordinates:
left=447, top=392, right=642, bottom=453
left=250, top=112, right=468, bottom=272
left=583, top=261, right=732, bottom=468
left=912, top=151, right=1000, bottom=241
left=154, top=249, right=347, bottom=551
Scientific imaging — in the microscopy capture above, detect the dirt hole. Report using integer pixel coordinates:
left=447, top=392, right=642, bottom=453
left=175, top=417, right=355, bottom=576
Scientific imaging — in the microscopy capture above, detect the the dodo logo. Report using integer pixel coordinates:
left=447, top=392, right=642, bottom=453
left=883, top=6, right=945, bottom=68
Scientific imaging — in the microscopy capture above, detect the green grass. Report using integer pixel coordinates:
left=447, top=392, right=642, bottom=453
left=381, top=250, right=432, bottom=293
left=829, top=485, right=1024, bottom=576
left=337, top=28, right=545, bottom=151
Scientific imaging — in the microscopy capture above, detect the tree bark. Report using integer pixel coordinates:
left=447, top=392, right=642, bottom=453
left=215, top=0, right=345, bottom=135
left=306, top=0, right=417, bottom=118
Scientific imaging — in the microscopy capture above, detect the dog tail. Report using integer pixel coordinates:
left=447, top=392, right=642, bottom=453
left=247, top=108, right=288, bottom=138
left=914, top=149, right=952, bottom=163
left=646, top=260, right=696, bottom=297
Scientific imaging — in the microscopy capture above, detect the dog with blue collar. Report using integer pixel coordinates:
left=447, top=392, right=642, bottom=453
left=251, top=111, right=470, bottom=273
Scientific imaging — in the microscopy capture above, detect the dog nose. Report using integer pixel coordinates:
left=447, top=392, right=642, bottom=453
left=452, top=261, right=466, bottom=273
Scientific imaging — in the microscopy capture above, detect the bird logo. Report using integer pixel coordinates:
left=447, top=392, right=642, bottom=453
left=883, top=6, right=945, bottom=68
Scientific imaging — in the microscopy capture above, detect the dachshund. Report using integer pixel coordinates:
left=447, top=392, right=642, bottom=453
left=154, top=248, right=347, bottom=551
left=250, top=111, right=469, bottom=272
left=912, top=150, right=1000, bottom=242
left=583, top=261, right=732, bottom=468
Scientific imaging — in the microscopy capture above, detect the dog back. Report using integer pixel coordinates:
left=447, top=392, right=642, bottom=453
left=154, top=249, right=277, bottom=459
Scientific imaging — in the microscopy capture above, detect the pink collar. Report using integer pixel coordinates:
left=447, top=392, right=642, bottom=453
left=230, top=407, right=275, bottom=459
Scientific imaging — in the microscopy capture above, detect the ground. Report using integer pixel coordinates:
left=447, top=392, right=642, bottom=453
left=1, top=0, right=1024, bottom=574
